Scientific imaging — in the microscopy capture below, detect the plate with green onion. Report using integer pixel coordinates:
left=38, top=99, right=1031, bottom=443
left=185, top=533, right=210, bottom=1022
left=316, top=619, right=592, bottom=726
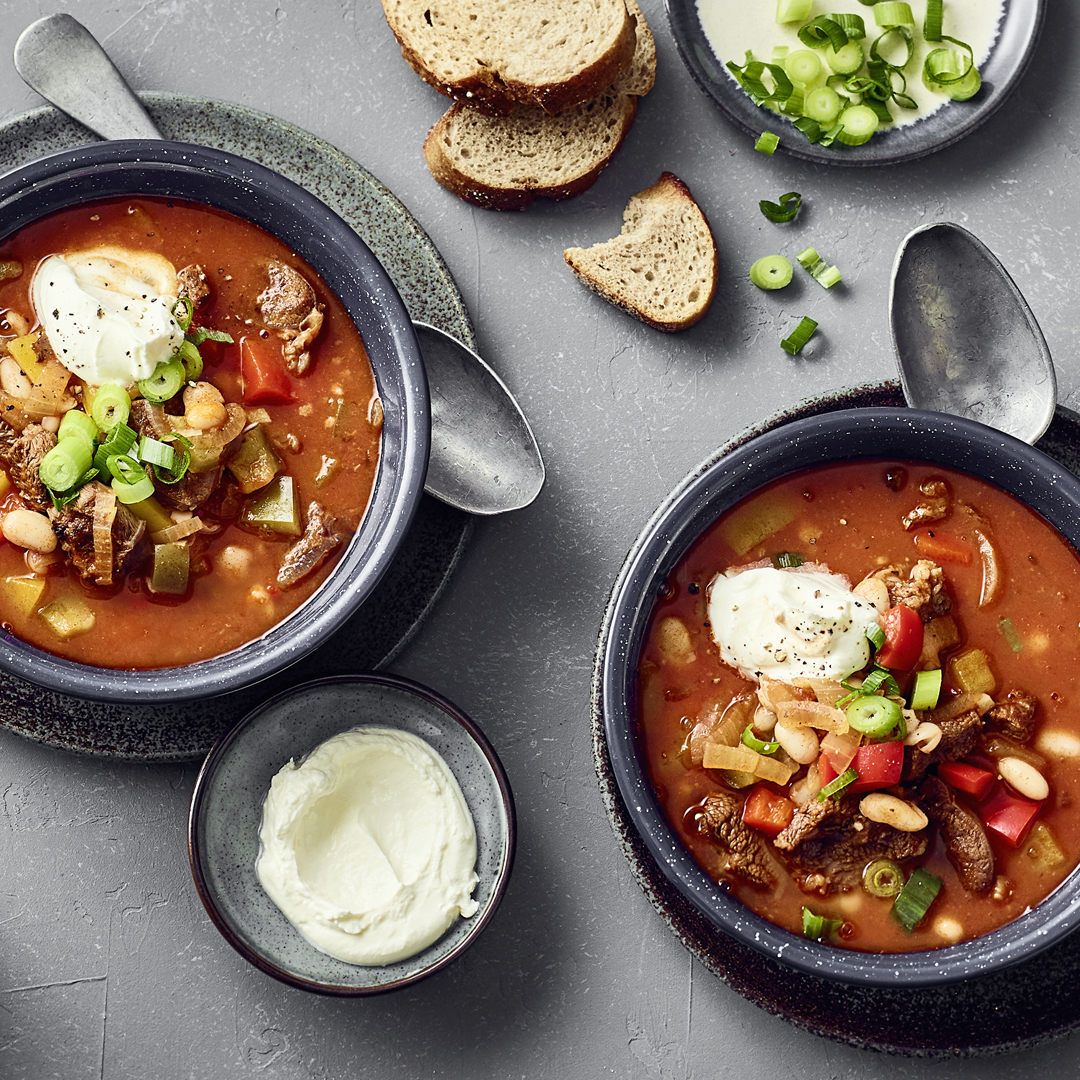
left=665, top=0, right=1045, bottom=165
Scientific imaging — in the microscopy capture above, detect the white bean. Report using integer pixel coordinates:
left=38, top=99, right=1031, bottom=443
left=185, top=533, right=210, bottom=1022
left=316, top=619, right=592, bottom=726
left=774, top=719, right=819, bottom=765
left=905, top=721, right=942, bottom=754
left=853, top=575, right=890, bottom=613
left=752, top=705, right=777, bottom=735
left=656, top=616, right=695, bottom=666
left=0, top=356, right=30, bottom=397
left=998, top=757, right=1049, bottom=802
left=2, top=509, right=57, bottom=553
left=859, top=793, right=928, bottom=833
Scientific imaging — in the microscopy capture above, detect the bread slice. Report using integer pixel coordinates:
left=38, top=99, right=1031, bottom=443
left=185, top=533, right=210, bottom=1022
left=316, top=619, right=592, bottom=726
left=422, top=1, right=655, bottom=210
left=382, top=0, right=636, bottom=115
left=563, top=173, right=718, bottom=332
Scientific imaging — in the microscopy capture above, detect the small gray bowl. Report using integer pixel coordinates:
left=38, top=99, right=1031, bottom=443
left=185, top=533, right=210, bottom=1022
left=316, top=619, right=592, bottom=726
left=188, top=674, right=515, bottom=993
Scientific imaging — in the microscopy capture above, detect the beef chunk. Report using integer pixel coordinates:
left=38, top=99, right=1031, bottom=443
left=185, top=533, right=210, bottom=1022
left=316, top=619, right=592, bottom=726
left=697, top=793, right=776, bottom=888
left=157, top=467, right=220, bottom=512
left=0, top=423, right=56, bottom=512
left=879, top=559, right=951, bottom=622
left=49, top=481, right=148, bottom=585
left=986, top=690, right=1037, bottom=744
left=177, top=263, right=210, bottom=309
left=902, top=479, right=951, bottom=530
left=774, top=798, right=927, bottom=894
left=276, top=502, right=342, bottom=588
left=256, top=261, right=324, bottom=375
left=904, top=708, right=984, bottom=781
left=919, top=776, right=994, bottom=894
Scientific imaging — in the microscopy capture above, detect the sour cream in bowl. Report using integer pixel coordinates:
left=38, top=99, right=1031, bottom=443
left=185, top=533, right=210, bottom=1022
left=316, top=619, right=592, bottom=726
left=188, top=674, right=515, bottom=994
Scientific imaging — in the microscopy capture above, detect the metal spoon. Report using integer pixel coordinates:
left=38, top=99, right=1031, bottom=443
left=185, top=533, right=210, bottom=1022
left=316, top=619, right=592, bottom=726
left=890, top=221, right=1056, bottom=445
left=13, top=13, right=545, bottom=515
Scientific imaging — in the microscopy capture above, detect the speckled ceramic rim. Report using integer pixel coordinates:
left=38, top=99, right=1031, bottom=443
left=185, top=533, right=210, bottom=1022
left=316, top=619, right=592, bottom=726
left=187, top=673, right=516, bottom=995
left=0, top=140, right=430, bottom=703
left=664, top=0, right=1045, bottom=166
left=600, top=407, right=1080, bottom=987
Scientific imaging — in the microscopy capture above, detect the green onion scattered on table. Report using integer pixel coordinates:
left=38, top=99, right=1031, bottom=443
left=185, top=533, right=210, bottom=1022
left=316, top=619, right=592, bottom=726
left=781, top=316, right=818, bottom=354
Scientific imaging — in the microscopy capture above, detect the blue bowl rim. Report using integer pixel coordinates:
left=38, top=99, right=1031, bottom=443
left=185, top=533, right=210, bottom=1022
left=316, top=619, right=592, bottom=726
left=599, top=406, right=1080, bottom=987
left=186, top=672, right=517, bottom=995
left=0, top=140, right=430, bottom=703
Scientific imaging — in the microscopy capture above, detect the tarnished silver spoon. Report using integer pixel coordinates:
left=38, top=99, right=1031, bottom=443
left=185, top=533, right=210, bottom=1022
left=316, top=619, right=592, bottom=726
left=14, top=13, right=545, bottom=516
left=890, top=221, right=1056, bottom=445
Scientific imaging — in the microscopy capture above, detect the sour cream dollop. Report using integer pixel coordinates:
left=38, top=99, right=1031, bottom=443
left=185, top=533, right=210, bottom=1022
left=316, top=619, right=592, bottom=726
left=31, top=247, right=184, bottom=385
left=707, top=567, right=881, bottom=682
left=256, top=726, right=479, bottom=966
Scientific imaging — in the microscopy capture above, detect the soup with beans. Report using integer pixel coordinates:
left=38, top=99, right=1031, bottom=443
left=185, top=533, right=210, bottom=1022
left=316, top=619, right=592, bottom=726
left=0, top=197, right=381, bottom=668
left=638, top=460, right=1080, bottom=952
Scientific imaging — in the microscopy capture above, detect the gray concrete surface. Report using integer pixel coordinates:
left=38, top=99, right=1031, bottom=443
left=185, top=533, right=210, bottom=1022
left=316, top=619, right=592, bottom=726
left=0, top=0, right=1078, bottom=1075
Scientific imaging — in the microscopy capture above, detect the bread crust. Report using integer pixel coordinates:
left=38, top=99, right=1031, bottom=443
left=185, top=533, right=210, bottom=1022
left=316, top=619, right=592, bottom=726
left=382, top=0, right=636, bottom=115
left=563, top=172, right=719, bottom=332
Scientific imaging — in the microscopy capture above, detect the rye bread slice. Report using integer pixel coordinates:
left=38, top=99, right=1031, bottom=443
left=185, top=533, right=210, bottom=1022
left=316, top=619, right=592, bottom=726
left=422, top=1, right=655, bottom=211
left=382, top=0, right=636, bottom=115
left=563, top=173, right=718, bottom=332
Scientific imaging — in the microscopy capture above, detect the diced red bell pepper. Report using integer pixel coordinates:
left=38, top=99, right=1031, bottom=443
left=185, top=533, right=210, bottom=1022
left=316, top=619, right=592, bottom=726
left=938, top=761, right=995, bottom=801
left=913, top=529, right=973, bottom=566
left=818, top=753, right=839, bottom=789
left=741, top=784, right=796, bottom=838
left=875, top=604, right=924, bottom=671
left=847, top=741, right=905, bottom=794
left=981, top=783, right=1041, bottom=847
left=239, top=334, right=295, bottom=405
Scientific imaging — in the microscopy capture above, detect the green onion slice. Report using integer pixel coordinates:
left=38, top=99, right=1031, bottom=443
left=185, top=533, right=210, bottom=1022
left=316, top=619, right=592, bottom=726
left=57, top=409, right=98, bottom=451
left=106, top=454, right=155, bottom=504
left=873, top=2, right=914, bottom=27
left=90, top=383, right=131, bottom=431
left=755, top=131, right=781, bottom=154
left=148, top=433, right=192, bottom=486
left=825, top=40, right=864, bottom=75
left=797, top=246, right=843, bottom=287
left=890, top=867, right=942, bottom=932
left=923, top=0, right=943, bottom=41
left=846, top=695, right=903, bottom=738
left=138, top=436, right=178, bottom=471
left=772, top=551, right=805, bottom=569
left=742, top=724, right=781, bottom=755
left=186, top=326, right=234, bottom=347
left=861, top=666, right=902, bottom=698
left=801, top=906, right=842, bottom=941
left=784, top=48, right=823, bottom=85
left=818, top=766, right=858, bottom=801
left=759, top=191, right=803, bottom=223
left=797, top=15, right=848, bottom=52
left=835, top=104, right=880, bottom=146
left=863, top=858, right=905, bottom=898
left=39, top=437, right=93, bottom=492
left=728, top=53, right=794, bottom=106
left=138, top=358, right=186, bottom=404
left=171, top=296, right=194, bottom=332
left=909, top=668, right=942, bottom=711
left=866, top=623, right=887, bottom=651
left=750, top=255, right=794, bottom=290
left=999, top=617, right=1024, bottom=654
left=781, top=316, right=818, bottom=355
left=829, top=12, right=866, bottom=39
left=776, top=0, right=812, bottom=23
left=176, top=339, right=204, bottom=381
left=923, top=40, right=980, bottom=100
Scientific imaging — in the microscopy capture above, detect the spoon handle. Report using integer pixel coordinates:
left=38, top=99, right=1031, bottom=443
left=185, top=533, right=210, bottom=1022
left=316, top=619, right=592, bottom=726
left=14, top=14, right=164, bottom=141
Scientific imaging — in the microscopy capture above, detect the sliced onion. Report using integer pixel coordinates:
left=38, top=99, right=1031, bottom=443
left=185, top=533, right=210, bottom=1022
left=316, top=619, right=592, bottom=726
left=92, top=484, right=117, bottom=586
left=150, top=517, right=203, bottom=544
left=973, top=526, right=1001, bottom=607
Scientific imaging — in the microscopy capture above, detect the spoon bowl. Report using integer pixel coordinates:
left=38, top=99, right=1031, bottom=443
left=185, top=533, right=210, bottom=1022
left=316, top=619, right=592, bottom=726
left=13, top=13, right=545, bottom=515
left=890, top=221, right=1056, bottom=444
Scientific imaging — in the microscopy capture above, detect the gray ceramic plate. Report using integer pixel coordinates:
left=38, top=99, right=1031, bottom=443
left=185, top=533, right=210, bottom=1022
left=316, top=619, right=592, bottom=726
left=0, top=94, right=474, bottom=760
left=591, top=382, right=1080, bottom=1057
left=188, top=674, right=516, bottom=993
left=665, top=0, right=1045, bottom=165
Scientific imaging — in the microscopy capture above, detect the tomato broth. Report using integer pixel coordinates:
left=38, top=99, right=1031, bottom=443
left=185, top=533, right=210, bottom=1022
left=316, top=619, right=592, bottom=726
left=638, top=459, right=1080, bottom=953
left=0, top=197, right=381, bottom=668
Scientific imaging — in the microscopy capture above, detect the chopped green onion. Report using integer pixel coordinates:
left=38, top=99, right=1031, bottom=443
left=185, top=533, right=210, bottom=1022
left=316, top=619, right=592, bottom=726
left=803, top=86, right=843, bottom=125
left=742, top=724, right=781, bottom=755
left=846, top=695, right=903, bottom=738
left=39, top=437, right=93, bottom=492
left=759, top=191, right=802, bottom=224
left=138, top=436, right=178, bottom=471
left=923, top=40, right=980, bottom=100
left=186, top=326, right=234, bottom=347
left=835, top=104, right=880, bottom=146
left=860, top=666, right=902, bottom=698
left=728, top=55, right=794, bottom=106
left=825, top=40, right=864, bottom=74
left=176, top=339, right=203, bottom=381
left=923, top=0, right=943, bottom=41
left=749, top=255, right=794, bottom=290
left=776, top=0, right=812, bottom=22
left=797, top=246, right=843, bottom=288
left=148, top=433, right=192, bottom=486
left=57, top=409, right=98, bottom=451
left=90, top=383, right=131, bottom=430
left=863, top=858, right=905, bottom=898
left=890, top=867, right=942, bottom=932
left=171, top=296, right=194, bottom=332
left=755, top=131, right=781, bottom=154
left=818, top=766, right=858, bottom=801
left=867, top=623, right=886, bottom=650
left=93, top=423, right=138, bottom=476
left=781, top=316, right=818, bottom=355
left=138, top=358, right=186, bottom=404
left=829, top=12, right=866, bottom=39
left=784, top=48, right=823, bottom=85
left=801, top=906, right=842, bottom=940
left=797, top=15, right=848, bottom=52
left=909, top=668, right=942, bottom=711
left=106, top=454, right=155, bottom=504
left=874, top=2, right=914, bottom=27
left=999, top=617, right=1024, bottom=654
left=772, top=551, right=805, bottom=568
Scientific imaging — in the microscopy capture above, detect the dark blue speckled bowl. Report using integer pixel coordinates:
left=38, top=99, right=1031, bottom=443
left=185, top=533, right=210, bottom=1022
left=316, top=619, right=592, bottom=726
left=598, top=406, right=1080, bottom=989
left=0, top=141, right=429, bottom=704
